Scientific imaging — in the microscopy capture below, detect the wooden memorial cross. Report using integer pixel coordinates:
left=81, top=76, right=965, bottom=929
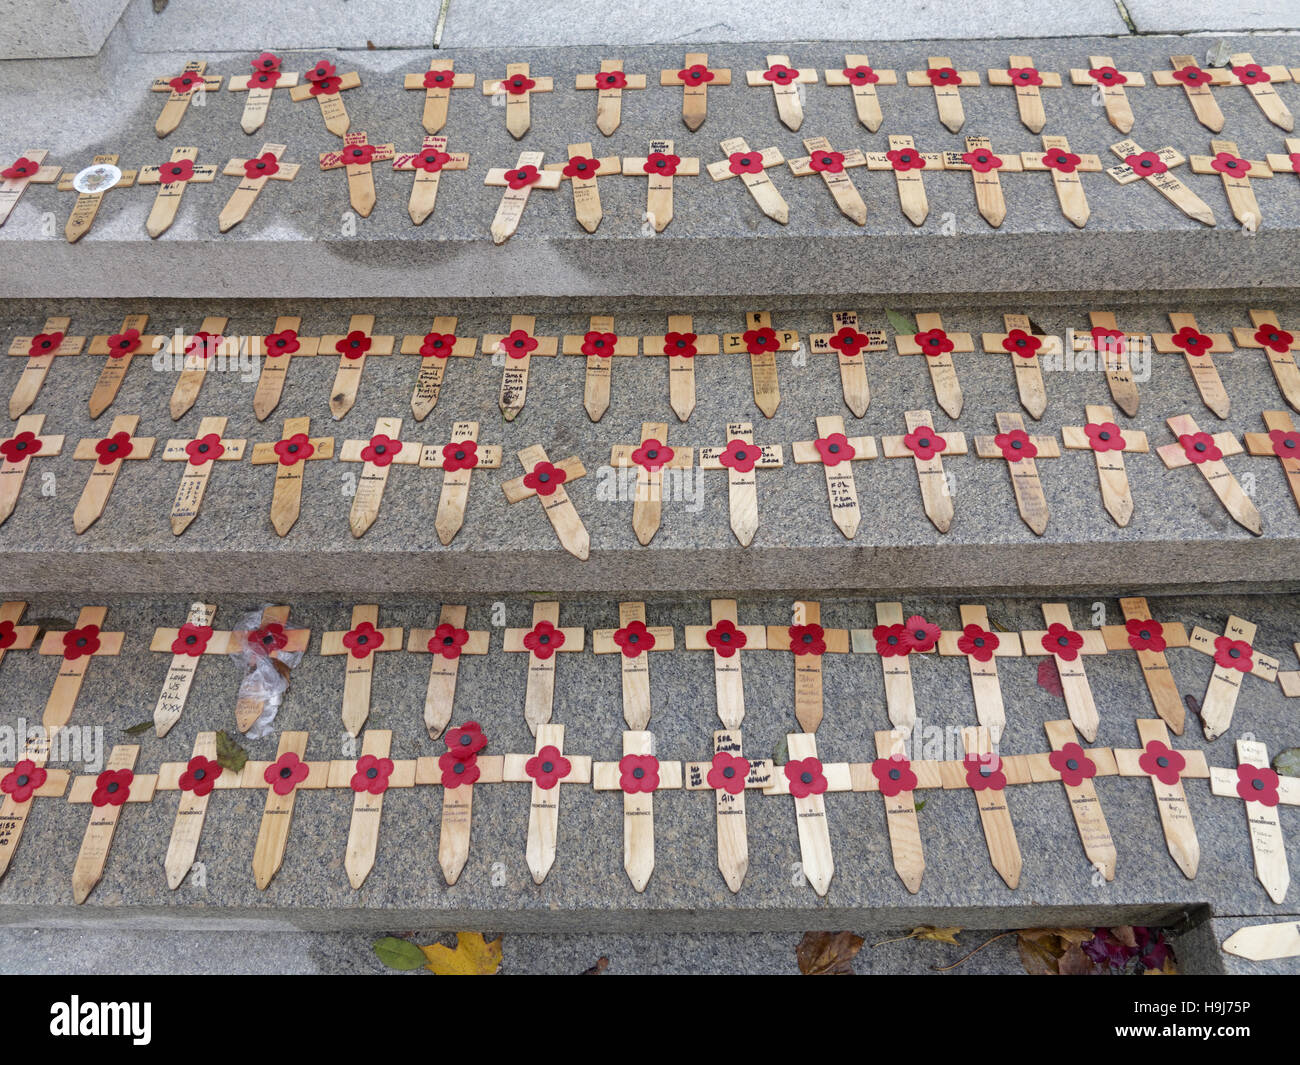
left=577, top=59, right=646, bottom=135
left=486, top=315, right=559, bottom=421
left=1152, top=312, right=1234, bottom=418
left=289, top=58, right=361, bottom=136
left=684, top=729, right=774, bottom=892
left=1020, top=604, right=1108, bottom=741
left=249, top=731, right=331, bottom=889
left=764, top=733, right=854, bottom=896
left=393, top=136, right=469, bottom=225
left=1245, top=410, right=1300, bottom=513
left=233, top=606, right=311, bottom=732
left=708, top=138, right=788, bottom=224
left=1224, top=53, right=1295, bottom=130
left=155, top=731, right=249, bottom=888
left=546, top=142, right=621, bottom=232
left=485, top=151, right=562, bottom=244
left=427, top=720, right=504, bottom=885
left=403, top=59, right=474, bottom=134
left=1106, top=139, right=1216, bottom=226
left=39, top=607, right=123, bottom=731
left=160, top=416, right=247, bottom=534
left=86, top=314, right=165, bottom=419
left=974, top=413, right=1061, bottom=535
left=942, top=136, right=1025, bottom=228
left=320, top=132, right=395, bottom=218
left=321, top=313, right=396, bottom=419
left=1019, top=135, right=1103, bottom=228
left=169, top=315, right=237, bottom=420
left=247, top=316, right=323, bottom=421
left=1071, top=56, right=1146, bottom=133
left=937, top=605, right=1023, bottom=741
left=662, top=53, right=731, bottom=130
left=402, top=316, right=476, bottom=419
left=67, top=745, right=158, bottom=903
left=1156, top=413, right=1261, bottom=536
left=852, top=603, right=940, bottom=735
left=0, top=416, right=62, bottom=526
left=808, top=310, right=885, bottom=417
left=8, top=314, right=85, bottom=417
left=722, top=310, right=799, bottom=418
left=865, top=135, right=945, bottom=226
left=1100, top=597, right=1191, bottom=734
left=791, top=415, right=877, bottom=539
left=787, top=136, right=868, bottom=225
left=0, top=736, right=71, bottom=882
left=138, top=147, right=217, bottom=237
left=407, top=607, right=490, bottom=739
left=149, top=603, right=234, bottom=737
left=1267, top=137, right=1300, bottom=186
left=609, top=422, right=693, bottom=545
left=824, top=54, right=895, bottom=131
left=622, top=140, right=699, bottom=232
left=58, top=155, right=137, bottom=243
left=699, top=421, right=784, bottom=547
left=503, top=603, right=586, bottom=735
left=745, top=54, right=818, bottom=131
left=1210, top=737, right=1300, bottom=904
left=249, top=417, right=335, bottom=536
left=501, top=445, right=590, bottom=560
left=1188, top=615, right=1279, bottom=740
left=227, top=52, right=299, bottom=133
left=338, top=416, right=420, bottom=538
left=896, top=311, right=971, bottom=418
left=501, top=724, right=593, bottom=884
left=1189, top=139, right=1273, bottom=227
left=1071, top=310, right=1144, bottom=417
left=71, top=415, right=155, bottom=534
left=766, top=601, right=851, bottom=733
left=1152, top=55, right=1233, bottom=132
left=1234, top=309, right=1300, bottom=412
left=907, top=56, right=981, bottom=132
left=1061, top=404, right=1149, bottom=527
left=1113, top=719, right=1210, bottom=878
left=981, top=313, right=1058, bottom=419
left=683, top=600, right=768, bottom=730
left=151, top=60, right=221, bottom=137
left=1025, top=720, right=1119, bottom=882
left=593, top=603, right=675, bottom=729
left=219, top=143, right=298, bottom=232
left=321, top=606, right=404, bottom=736
left=880, top=411, right=967, bottom=533
left=852, top=730, right=944, bottom=893
left=938, top=727, right=1031, bottom=889
left=0, top=601, right=39, bottom=671
left=419, top=420, right=502, bottom=545
left=0, top=149, right=60, bottom=226
left=987, top=55, right=1061, bottom=132
left=643, top=314, right=719, bottom=420
left=592, top=732, right=682, bottom=892
left=562, top=314, right=640, bottom=421
left=483, top=63, right=553, bottom=138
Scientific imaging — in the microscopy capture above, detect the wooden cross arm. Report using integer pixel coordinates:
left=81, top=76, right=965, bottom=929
left=39, top=628, right=124, bottom=656
left=545, top=156, right=622, bottom=178
left=937, top=753, right=1034, bottom=788
left=289, top=72, right=362, bottom=101
left=73, top=436, right=155, bottom=460
left=502, top=626, right=585, bottom=652
left=8, top=335, right=86, bottom=356
left=1152, top=69, right=1233, bottom=87
left=501, top=754, right=592, bottom=784
left=745, top=68, right=818, bottom=85
left=809, top=327, right=887, bottom=353
left=155, top=760, right=256, bottom=789
left=1151, top=329, right=1232, bottom=353
left=250, top=438, right=334, bottom=463
left=137, top=165, right=219, bottom=185
left=338, top=439, right=421, bottom=464
left=896, top=331, right=974, bottom=353
left=8, top=164, right=62, bottom=183
left=69, top=774, right=158, bottom=802
left=482, top=76, right=555, bottom=94
left=407, top=627, right=490, bottom=655
left=981, top=331, right=1064, bottom=353
left=1245, top=430, right=1298, bottom=456
left=1227, top=59, right=1293, bottom=83
left=483, top=168, right=563, bottom=189
left=609, top=444, right=693, bottom=469
left=576, top=72, right=648, bottom=89
left=592, top=626, right=676, bottom=653
left=722, top=329, right=800, bottom=353
left=849, top=628, right=936, bottom=655
left=765, top=626, right=850, bottom=653
left=788, top=149, right=867, bottom=176
left=642, top=332, right=718, bottom=354
left=392, top=151, right=470, bottom=172
left=149, top=628, right=238, bottom=654
left=1157, top=431, right=1244, bottom=467
left=1114, top=746, right=1209, bottom=777
left=414, top=754, right=505, bottom=785
left=561, top=333, right=639, bottom=356
left=592, top=760, right=684, bottom=790
left=988, top=68, right=1062, bottom=87
left=1211, top=767, right=1300, bottom=804
left=1101, top=622, right=1189, bottom=650
left=1070, top=68, right=1146, bottom=86
left=151, top=75, right=222, bottom=92
left=161, top=438, right=247, bottom=460
left=404, top=71, right=475, bottom=89
left=1019, top=629, right=1108, bottom=656
left=1061, top=425, right=1149, bottom=451
left=825, top=67, right=898, bottom=85
left=941, top=151, right=1024, bottom=172
left=235, top=627, right=311, bottom=655
left=684, top=758, right=773, bottom=790
left=228, top=72, right=301, bottom=91
left=973, top=435, right=1061, bottom=458
left=791, top=437, right=877, bottom=463
left=1, top=433, right=64, bottom=455
left=223, top=159, right=301, bottom=180
left=482, top=333, right=559, bottom=355
left=320, top=143, right=396, bottom=169
left=400, top=333, right=476, bottom=356
left=848, top=759, right=944, bottom=792
left=937, top=629, right=1023, bottom=655
left=698, top=444, right=784, bottom=469
left=320, top=332, right=396, bottom=354
left=1267, top=153, right=1300, bottom=172
left=501, top=456, right=586, bottom=501
left=0, top=767, right=68, bottom=797
left=240, top=762, right=332, bottom=789
left=1026, top=747, right=1118, bottom=782
left=1106, top=144, right=1186, bottom=182
left=880, top=433, right=968, bottom=458
left=1020, top=151, right=1103, bottom=171
left=683, top=624, right=768, bottom=650
left=1188, top=626, right=1279, bottom=680
left=320, top=627, right=405, bottom=656
left=660, top=68, right=731, bottom=85
left=87, top=332, right=161, bottom=355
left=707, top=147, right=784, bottom=181
left=863, top=151, right=946, bottom=170
left=324, top=758, right=419, bottom=788
left=1233, top=322, right=1299, bottom=349
left=621, top=156, right=700, bottom=176
left=905, top=70, right=982, bottom=85
left=420, top=444, right=503, bottom=469
left=763, top=761, right=853, bottom=795
left=1190, top=154, right=1272, bottom=177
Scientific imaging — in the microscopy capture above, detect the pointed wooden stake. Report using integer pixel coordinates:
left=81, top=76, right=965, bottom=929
left=0, top=736, right=70, bottom=882
left=1027, top=720, right=1118, bottom=881
left=150, top=60, right=222, bottom=137
left=168, top=316, right=239, bottom=420
left=906, top=56, right=981, bottom=132
left=1061, top=403, right=1149, bottom=527
left=1153, top=55, right=1230, bottom=132
left=1019, top=135, right=1102, bottom=227
left=249, top=417, right=335, bottom=536
left=0, top=148, right=60, bottom=226
left=1187, top=615, right=1278, bottom=740
left=232, top=606, right=310, bottom=733
left=707, top=137, right=788, bottom=224
left=722, top=310, right=799, bottom=417
left=851, top=730, right=942, bottom=893
left=8, top=314, right=85, bottom=417
left=424, top=720, right=504, bottom=885
left=71, top=415, right=155, bottom=534
left=501, top=445, right=590, bottom=560
left=321, top=313, right=396, bottom=420
left=484, top=150, right=563, bottom=243
left=502, top=724, right=593, bottom=884
left=392, top=136, right=469, bottom=225
left=149, top=603, right=234, bottom=736
left=0, top=415, right=64, bottom=526
left=745, top=53, right=818, bottom=130
left=1222, top=921, right=1300, bottom=961
left=880, top=410, right=967, bottom=532
left=1107, top=138, right=1216, bottom=226
left=408, top=607, right=490, bottom=740
left=577, top=59, right=646, bottom=135
left=545, top=142, right=620, bottom=233
left=289, top=59, right=362, bottom=136
left=684, top=600, right=768, bottom=730
left=896, top=311, right=971, bottom=418
left=227, top=52, right=299, bottom=134
left=403, top=58, right=474, bottom=134
left=1189, top=138, right=1273, bottom=228
left=622, top=139, right=699, bottom=232
left=1151, top=311, right=1234, bottom=418
left=1069, top=310, right=1144, bottom=416
left=1157, top=413, right=1261, bottom=536
left=503, top=603, right=585, bottom=735
left=765, top=733, right=853, bottom=897
left=1100, top=597, right=1191, bottom=734
left=156, top=731, right=243, bottom=887
left=852, top=602, right=940, bottom=736
left=765, top=601, right=849, bottom=733
left=219, top=143, right=299, bottom=231
left=938, top=605, right=1023, bottom=741
left=609, top=423, right=693, bottom=545
left=485, top=315, right=559, bottom=421
left=684, top=729, right=773, bottom=892
left=1224, top=52, right=1294, bottom=130
left=1114, top=719, right=1209, bottom=878
left=338, top=416, right=420, bottom=538
left=981, top=313, right=1056, bottom=419
left=246, top=317, right=323, bottom=421
left=865, top=135, right=943, bottom=225
left=592, top=731, right=682, bottom=892
left=807, top=310, right=885, bottom=417
left=86, top=314, right=164, bottom=419
left=562, top=314, right=640, bottom=421
left=824, top=55, right=896, bottom=131
left=787, top=136, right=867, bottom=225
left=974, top=411, right=1061, bottom=535
left=161, top=416, right=246, bottom=534
left=1209, top=737, right=1300, bottom=903
left=319, top=133, right=395, bottom=218
left=138, top=147, right=217, bottom=237
left=941, top=136, right=1025, bottom=227
left=250, top=731, right=330, bottom=889
left=1020, top=603, right=1109, bottom=741
left=483, top=63, right=554, bottom=138
left=68, top=745, right=158, bottom=903
left=57, top=155, right=137, bottom=242
left=1234, top=309, right=1300, bottom=412
left=419, top=420, right=502, bottom=545
left=593, top=603, right=675, bottom=730
left=401, top=316, right=476, bottom=419
left=1245, top=410, right=1300, bottom=513
left=321, top=605, right=403, bottom=737
left=791, top=415, right=877, bottom=539
left=643, top=314, right=719, bottom=420
left=939, top=727, right=1027, bottom=889
left=661, top=53, right=731, bottom=130
left=987, top=55, right=1060, bottom=132
left=1071, top=57, right=1145, bottom=133
left=699, top=421, right=784, bottom=546
left=38, top=606, right=123, bottom=731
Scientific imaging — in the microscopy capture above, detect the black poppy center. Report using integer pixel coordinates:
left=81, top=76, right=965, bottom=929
left=632, top=767, right=645, bottom=779
left=979, top=765, right=993, bottom=777
left=1229, top=647, right=1241, bottom=658
left=801, top=633, right=813, bottom=645
left=1057, top=635, right=1070, bottom=647
left=888, top=635, right=899, bottom=645
left=537, top=472, right=550, bottom=483
left=645, top=449, right=659, bottom=460
left=453, top=761, right=465, bottom=774
left=1252, top=778, right=1265, bottom=790
left=918, top=437, right=931, bottom=448
left=541, top=761, right=554, bottom=773
left=458, top=734, right=472, bottom=745
left=1140, top=629, right=1152, bottom=640
left=888, top=768, right=901, bottom=781
left=366, top=767, right=378, bottom=779
left=280, top=767, right=292, bottom=779
left=800, top=771, right=813, bottom=784
left=1156, top=756, right=1170, bottom=768
left=718, top=631, right=732, bottom=643
left=373, top=444, right=386, bottom=455
left=538, top=633, right=550, bottom=644
left=656, top=159, right=667, bottom=168
left=723, top=766, right=736, bottom=779
left=255, top=161, right=267, bottom=170
left=738, top=157, right=751, bottom=166
left=107, top=782, right=119, bottom=793
left=287, top=443, right=299, bottom=453
left=13, top=439, right=27, bottom=451
left=828, top=443, right=840, bottom=454
left=185, top=634, right=198, bottom=645
left=193, top=768, right=206, bottom=781
left=1066, top=758, right=1079, bottom=771
left=733, top=450, right=747, bottom=461
left=454, top=449, right=467, bottom=461
left=1195, top=441, right=1207, bottom=452
left=16, top=774, right=29, bottom=787
left=76, top=637, right=88, bottom=648
left=355, top=634, right=368, bottom=645
left=973, top=637, right=986, bottom=647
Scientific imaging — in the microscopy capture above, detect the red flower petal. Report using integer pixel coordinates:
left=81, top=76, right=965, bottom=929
left=274, top=433, right=314, bottom=466
left=441, top=440, right=479, bottom=472
left=643, top=152, right=681, bottom=176
left=618, top=753, right=660, bottom=794
left=613, top=619, right=656, bottom=658
left=717, top=439, right=759, bottom=473
left=728, top=152, right=764, bottom=176
left=994, top=429, right=1037, bottom=462
left=185, top=433, right=224, bottom=466
left=562, top=155, right=601, bottom=179
left=705, top=619, right=746, bottom=657
left=0, top=431, right=42, bottom=464
left=360, top=433, right=402, bottom=467
left=523, top=460, right=566, bottom=496
left=1125, top=618, right=1166, bottom=653
left=1084, top=421, right=1125, bottom=452
left=707, top=752, right=750, bottom=794
left=957, top=624, right=999, bottom=661
left=631, top=438, right=674, bottom=472
left=1001, top=329, right=1041, bottom=357
left=785, top=757, right=827, bottom=798
left=1178, top=431, right=1222, bottom=464
left=171, top=623, right=213, bottom=657
left=813, top=433, right=855, bottom=465
left=902, top=427, right=946, bottom=461
left=95, top=431, right=134, bottom=465
left=522, top=620, right=565, bottom=659
left=429, top=622, right=470, bottom=659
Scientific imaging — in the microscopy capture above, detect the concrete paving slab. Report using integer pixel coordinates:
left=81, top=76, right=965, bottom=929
left=1125, top=1, right=1300, bottom=34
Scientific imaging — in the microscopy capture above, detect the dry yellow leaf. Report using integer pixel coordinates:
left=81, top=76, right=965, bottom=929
left=421, top=932, right=503, bottom=975
left=913, top=926, right=962, bottom=945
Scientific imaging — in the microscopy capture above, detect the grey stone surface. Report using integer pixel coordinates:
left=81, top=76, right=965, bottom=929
left=0, top=590, right=1295, bottom=932
left=5, top=35, right=1300, bottom=299
left=1125, top=2, right=1300, bottom=34
left=0, top=0, right=130, bottom=60
left=2, top=297, right=1300, bottom=598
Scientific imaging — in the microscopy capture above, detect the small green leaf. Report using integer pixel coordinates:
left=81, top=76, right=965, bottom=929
left=1273, top=747, right=1300, bottom=779
left=773, top=736, right=789, bottom=765
left=914, top=798, right=927, bottom=812
left=885, top=309, right=916, bottom=337
left=373, top=936, right=427, bottom=971
left=123, top=720, right=153, bottom=736
left=215, top=730, right=248, bottom=773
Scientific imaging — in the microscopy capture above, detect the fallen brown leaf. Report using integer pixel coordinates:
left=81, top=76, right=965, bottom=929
left=797, top=931, right=864, bottom=975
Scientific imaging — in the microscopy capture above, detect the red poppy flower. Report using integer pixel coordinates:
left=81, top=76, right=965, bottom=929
left=661, top=330, right=697, bottom=356
left=523, top=619, right=565, bottom=659
left=873, top=623, right=909, bottom=657
left=106, top=328, right=143, bottom=357
left=1232, top=63, right=1270, bottom=84
left=827, top=326, right=871, bottom=357
left=505, top=164, right=541, bottom=189
left=186, top=332, right=224, bottom=358
left=1172, top=65, right=1212, bottom=86
left=2, top=157, right=39, bottom=180
left=305, top=60, right=337, bottom=82
left=678, top=64, right=715, bottom=84
left=1139, top=740, right=1185, bottom=785
left=1007, top=66, right=1043, bottom=86
left=417, top=332, right=455, bottom=358
left=1171, top=325, right=1213, bottom=356
left=957, top=623, right=999, bottom=662
left=1290, top=152, right=1300, bottom=174
left=595, top=69, right=628, bottom=89
left=886, top=148, right=926, bottom=171
left=1125, top=617, right=1166, bottom=653
left=249, top=70, right=282, bottom=89
left=1235, top=763, right=1280, bottom=806
left=1254, top=326, right=1294, bottom=353
left=728, top=152, right=764, bottom=176
left=707, top=751, right=750, bottom=794
left=843, top=65, right=879, bottom=85
left=525, top=745, right=571, bottom=790
left=927, top=67, right=962, bottom=85
left=614, top=619, right=656, bottom=658
left=445, top=721, right=487, bottom=756
left=1049, top=743, right=1096, bottom=787
left=259, top=329, right=298, bottom=358
left=273, top=433, right=314, bottom=465
left=631, top=438, right=674, bottom=472
left=422, top=69, right=453, bottom=88
left=248, top=622, right=288, bottom=654
left=243, top=152, right=281, bottom=179
left=429, top=622, right=470, bottom=659
left=562, top=155, right=601, bottom=180
left=788, top=623, right=827, bottom=656
left=903, top=615, right=941, bottom=652
left=178, top=755, right=222, bottom=797
left=92, top=768, right=134, bottom=807
left=413, top=148, right=450, bottom=173
left=1210, top=152, right=1250, bottom=176
left=1002, top=329, right=1041, bottom=358
left=523, top=460, right=566, bottom=496
left=809, top=150, right=846, bottom=174
left=619, top=753, right=660, bottom=794
left=1084, top=421, right=1125, bottom=452
left=171, top=622, right=213, bottom=657
left=0, top=620, right=16, bottom=649
left=785, top=756, right=827, bottom=799
left=705, top=619, right=747, bottom=657
left=503, top=74, right=536, bottom=95
left=441, top=440, right=479, bottom=472
left=62, top=625, right=101, bottom=660
left=439, top=750, right=480, bottom=788
left=1089, top=66, right=1127, bottom=85
left=342, top=620, right=384, bottom=659
left=28, top=332, right=64, bottom=356
left=814, top=432, right=855, bottom=466
left=1213, top=635, right=1253, bottom=673
left=964, top=753, right=1006, bottom=791
left=1125, top=151, right=1167, bottom=176
left=913, top=328, right=953, bottom=356
left=252, top=52, right=281, bottom=72
left=718, top=438, right=759, bottom=474
left=643, top=152, right=681, bottom=176
left=159, top=159, right=196, bottom=184
left=1, top=760, right=46, bottom=804
left=581, top=330, right=619, bottom=357
left=1268, top=428, right=1300, bottom=459
left=350, top=753, right=394, bottom=795
left=360, top=433, right=402, bottom=467
left=1042, top=149, right=1081, bottom=174
left=94, top=430, right=133, bottom=465
left=742, top=327, right=780, bottom=354
left=336, top=330, right=372, bottom=359
left=168, top=72, right=205, bottom=93
left=342, top=143, right=375, bottom=167
left=502, top=329, right=538, bottom=357
left=264, top=751, right=309, bottom=796
left=1042, top=622, right=1084, bottom=661
left=185, top=433, right=224, bottom=465
left=1178, top=431, right=1221, bottom=464
left=763, top=63, right=800, bottom=85
left=0, top=431, right=41, bottom=464
left=309, top=76, right=342, bottom=95
left=872, top=755, right=917, bottom=797
left=903, top=426, right=946, bottom=461
left=994, top=429, right=1037, bottom=462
